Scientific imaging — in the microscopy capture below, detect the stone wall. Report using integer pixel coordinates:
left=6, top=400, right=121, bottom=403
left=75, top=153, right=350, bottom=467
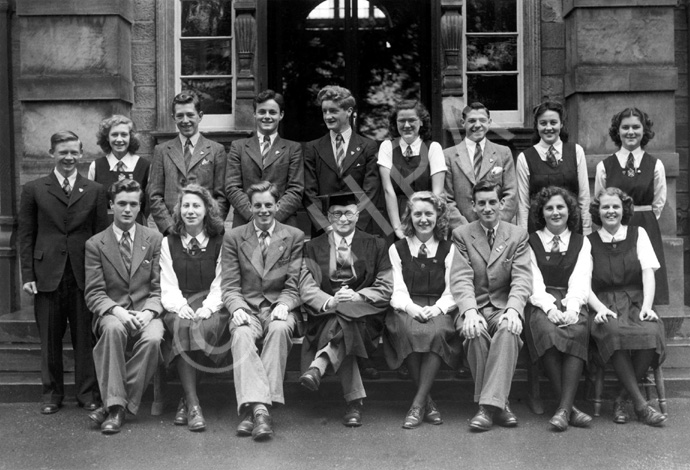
left=131, top=0, right=157, bottom=160
left=541, top=0, right=566, bottom=102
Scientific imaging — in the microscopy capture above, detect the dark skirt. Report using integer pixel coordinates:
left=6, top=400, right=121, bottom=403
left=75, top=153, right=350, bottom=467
left=302, top=312, right=384, bottom=364
left=383, top=308, right=461, bottom=369
left=630, top=210, right=669, bottom=305
left=590, top=288, right=666, bottom=365
left=524, top=287, right=590, bottom=363
left=163, top=307, right=231, bottom=366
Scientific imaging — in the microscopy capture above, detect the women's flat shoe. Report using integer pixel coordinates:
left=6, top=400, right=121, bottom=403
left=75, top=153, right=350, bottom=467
left=402, top=406, right=423, bottom=429
left=569, top=406, right=592, bottom=427
left=423, top=399, right=443, bottom=425
left=187, top=405, right=206, bottom=432
left=613, top=400, right=629, bottom=424
left=174, top=398, right=188, bottom=426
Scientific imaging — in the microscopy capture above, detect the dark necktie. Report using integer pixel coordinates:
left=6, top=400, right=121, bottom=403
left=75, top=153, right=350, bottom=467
left=184, top=138, right=193, bottom=170
left=336, top=237, right=351, bottom=267
left=625, top=152, right=636, bottom=178
left=120, top=231, right=132, bottom=273
left=62, top=177, right=71, bottom=197
left=418, top=243, right=428, bottom=259
left=335, top=133, right=345, bottom=173
left=116, top=160, right=126, bottom=173
left=261, top=135, right=271, bottom=162
left=546, top=145, right=559, bottom=169
left=487, top=228, right=495, bottom=248
left=404, top=145, right=413, bottom=160
left=473, top=144, right=483, bottom=181
left=259, top=231, right=269, bottom=261
left=551, top=235, right=561, bottom=253
left=188, top=237, right=201, bottom=256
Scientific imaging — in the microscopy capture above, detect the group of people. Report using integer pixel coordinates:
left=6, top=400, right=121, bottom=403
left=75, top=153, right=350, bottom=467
left=17, top=85, right=668, bottom=441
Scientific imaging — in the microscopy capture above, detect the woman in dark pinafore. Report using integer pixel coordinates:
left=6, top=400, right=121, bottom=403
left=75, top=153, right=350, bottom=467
left=383, top=191, right=461, bottom=429
left=525, top=186, right=592, bottom=432
left=594, top=107, right=668, bottom=305
left=587, top=187, right=666, bottom=427
left=160, top=184, right=229, bottom=432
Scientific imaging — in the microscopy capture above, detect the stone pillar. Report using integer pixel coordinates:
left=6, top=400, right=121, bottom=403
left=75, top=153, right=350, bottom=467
left=564, top=0, right=684, bottom=308
left=234, top=0, right=257, bottom=130
left=440, top=0, right=464, bottom=145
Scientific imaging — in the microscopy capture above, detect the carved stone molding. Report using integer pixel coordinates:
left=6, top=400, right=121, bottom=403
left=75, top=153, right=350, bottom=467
left=440, top=7, right=463, bottom=96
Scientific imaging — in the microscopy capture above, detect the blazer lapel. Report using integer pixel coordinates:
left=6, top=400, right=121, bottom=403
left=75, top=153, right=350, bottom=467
left=240, top=224, right=264, bottom=275
left=45, top=173, right=69, bottom=206
left=166, top=138, right=187, bottom=175
left=487, top=223, right=508, bottom=267
left=100, top=227, right=130, bottom=282
left=245, top=136, right=263, bottom=169
left=68, top=174, right=88, bottom=207
left=340, top=134, right=364, bottom=173
left=470, top=223, right=491, bottom=263
left=453, top=140, right=476, bottom=184
left=477, top=140, right=497, bottom=181
left=312, top=235, right=334, bottom=294
left=263, top=136, right=285, bottom=169
left=129, top=225, right=150, bottom=277
left=263, top=223, right=287, bottom=274
left=317, top=135, right=339, bottom=174
left=188, top=135, right=210, bottom=170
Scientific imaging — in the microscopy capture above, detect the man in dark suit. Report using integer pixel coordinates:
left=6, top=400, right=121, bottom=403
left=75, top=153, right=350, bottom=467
left=18, top=130, right=109, bottom=414
left=148, top=91, right=228, bottom=235
left=298, top=192, right=392, bottom=427
left=84, top=179, right=165, bottom=434
left=225, top=89, right=304, bottom=227
left=444, top=102, right=517, bottom=229
left=303, top=86, right=380, bottom=235
left=449, top=181, right=532, bottom=432
left=222, top=181, right=304, bottom=441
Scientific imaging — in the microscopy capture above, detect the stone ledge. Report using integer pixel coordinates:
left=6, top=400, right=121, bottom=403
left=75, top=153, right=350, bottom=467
left=565, top=66, right=678, bottom=97
left=17, top=0, right=133, bottom=23
left=17, top=76, right=134, bottom=103
left=564, top=0, right=678, bottom=17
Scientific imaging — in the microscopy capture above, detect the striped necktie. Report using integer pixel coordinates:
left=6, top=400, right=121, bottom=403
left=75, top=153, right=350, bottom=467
left=546, top=145, right=558, bottom=168
left=259, top=231, right=269, bottom=261
left=473, top=144, right=482, bottom=181
left=487, top=228, right=495, bottom=248
left=261, top=135, right=271, bottom=162
left=551, top=235, right=560, bottom=253
left=184, top=138, right=193, bottom=170
left=418, top=243, right=428, bottom=259
left=625, top=153, right=636, bottom=178
left=62, top=177, right=72, bottom=197
left=335, top=133, right=345, bottom=172
left=120, top=231, right=132, bottom=273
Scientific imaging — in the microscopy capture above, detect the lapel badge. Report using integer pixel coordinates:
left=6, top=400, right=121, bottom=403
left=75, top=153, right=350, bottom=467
left=545, top=255, right=551, bottom=261
left=279, top=246, right=284, bottom=251
left=142, top=246, right=146, bottom=250
left=275, top=150, right=280, bottom=154
left=489, top=159, right=494, bottom=163
left=496, top=244, right=504, bottom=252
left=200, top=151, right=205, bottom=155
left=78, top=187, right=84, bottom=192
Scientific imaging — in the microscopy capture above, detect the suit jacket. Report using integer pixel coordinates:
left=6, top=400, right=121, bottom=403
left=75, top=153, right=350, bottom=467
left=450, top=221, right=531, bottom=318
left=444, top=139, right=517, bottom=229
left=18, top=172, right=108, bottom=292
left=221, top=221, right=304, bottom=314
left=299, top=230, right=393, bottom=318
left=148, top=134, right=228, bottom=234
left=84, top=223, right=164, bottom=318
left=303, top=132, right=380, bottom=232
left=225, top=135, right=304, bottom=227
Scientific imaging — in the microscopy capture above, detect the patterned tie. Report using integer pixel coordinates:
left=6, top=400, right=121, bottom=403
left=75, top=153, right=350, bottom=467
left=546, top=145, right=559, bottom=168
left=120, top=231, right=132, bottom=273
left=184, top=138, right=193, bottom=170
left=261, top=135, right=271, bottom=162
left=404, top=145, right=413, bottom=160
left=188, top=237, right=201, bottom=256
left=487, top=228, right=495, bottom=248
left=473, top=144, right=483, bottom=181
left=625, top=152, right=636, bottom=178
left=335, top=133, right=345, bottom=173
left=62, top=177, right=72, bottom=197
left=551, top=235, right=561, bottom=253
left=116, top=160, right=126, bottom=173
left=418, top=243, right=428, bottom=259
left=259, top=231, right=269, bottom=261
left=336, top=237, right=351, bottom=267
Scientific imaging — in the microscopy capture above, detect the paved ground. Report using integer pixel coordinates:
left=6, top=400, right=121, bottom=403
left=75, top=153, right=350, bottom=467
left=1, top=397, right=689, bottom=470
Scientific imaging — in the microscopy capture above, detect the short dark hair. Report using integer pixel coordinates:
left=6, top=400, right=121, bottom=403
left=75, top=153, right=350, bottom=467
left=247, top=180, right=280, bottom=204
left=96, top=115, right=141, bottom=154
left=472, top=180, right=503, bottom=201
left=532, top=100, right=569, bottom=145
left=530, top=186, right=581, bottom=232
left=172, top=91, right=201, bottom=114
left=462, top=102, right=491, bottom=120
left=590, top=186, right=635, bottom=226
left=389, top=100, right=432, bottom=141
left=317, top=85, right=356, bottom=110
left=108, top=178, right=143, bottom=204
left=608, top=107, right=655, bottom=149
left=171, top=184, right=224, bottom=237
left=400, top=191, right=449, bottom=240
left=50, top=130, right=82, bottom=151
left=254, top=89, right=285, bottom=112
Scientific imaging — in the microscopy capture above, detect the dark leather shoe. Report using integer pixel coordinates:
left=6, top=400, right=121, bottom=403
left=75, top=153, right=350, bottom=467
left=402, top=405, right=423, bottom=429
left=495, top=403, right=518, bottom=427
left=174, top=398, right=188, bottom=426
left=569, top=406, right=592, bottom=428
left=423, top=398, right=443, bottom=425
left=396, top=364, right=410, bottom=380
left=187, top=405, right=206, bottom=432
left=80, top=401, right=100, bottom=412
left=613, top=400, right=629, bottom=424
left=88, top=406, right=109, bottom=426
left=237, top=410, right=254, bottom=436
left=40, top=403, right=61, bottom=415
left=101, top=406, right=125, bottom=435
left=635, top=404, right=666, bottom=427
left=343, top=400, right=363, bottom=427
left=469, top=405, right=494, bottom=432
left=299, top=367, right=322, bottom=392
left=361, top=367, right=380, bottom=380
left=549, top=408, right=569, bottom=432
left=252, top=412, right=273, bottom=441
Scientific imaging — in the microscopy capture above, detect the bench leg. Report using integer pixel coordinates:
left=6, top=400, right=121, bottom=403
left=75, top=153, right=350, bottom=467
left=151, top=364, right=166, bottom=416
left=526, top=362, right=544, bottom=415
left=593, top=365, right=604, bottom=417
left=654, top=366, right=667, bottom=416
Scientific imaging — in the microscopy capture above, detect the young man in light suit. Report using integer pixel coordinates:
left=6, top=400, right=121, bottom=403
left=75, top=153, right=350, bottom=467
left=148, top=91, right=228, bottom=235
left=84, top=179, right=165, bottom=434
left=444, top=102, right=517, bottom=229
left=18, top=131, right=109, bottom=414
left=221, top=181, right=304, bottom=441
left=450, top=181, right=532, bottom=432
left=225, top=89, right=304, bottom=228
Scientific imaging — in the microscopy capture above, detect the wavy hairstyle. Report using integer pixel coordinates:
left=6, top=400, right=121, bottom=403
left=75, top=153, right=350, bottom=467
left=400, top=191, right=449, bottom=241
left=608, top=107, right=655, bottom=149
left=589, top=186, right=635, bottom=226
left=388, top=100, right=432, bottom=141
left=317, top=85, right=356, bottom=110
left=171, top=184, right=224, bottom=237
left=531, top=100, right=569, bottom=145
left=96, top=115, right=140, bottom=154
left=530, top=186, right=580, bottom=232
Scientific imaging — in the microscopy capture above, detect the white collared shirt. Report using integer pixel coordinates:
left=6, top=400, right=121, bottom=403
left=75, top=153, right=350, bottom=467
left=112, top=223, right=136, bottom=243
left=254, top=221, right=276, bottom=247
left=54, top=168, right=77, bottom=190
left=87, top=153, right=141, bottom=180
left=479, top=221, right=499, bottom=238
left=330, top=127, right=353, bottom=158
left=595, top=225, right=659, bottom=271
left=593, top=146, right=667, bottom=219
left=464, top=137, right=487, bottom=161
left=257, top=132, right=278, bottom=149
left=179, top=132, right=201, bottom=150
left=516, top=138, right=591, bottom=234
left=376, top=137, right=446, bottom=175
left=333, top=230, right=355, bottom=249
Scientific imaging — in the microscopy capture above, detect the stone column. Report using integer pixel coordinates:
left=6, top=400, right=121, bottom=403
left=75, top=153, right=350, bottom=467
left=234, top=1, right=258, bottom=130
left=564, top=0, right=683, bottom=308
